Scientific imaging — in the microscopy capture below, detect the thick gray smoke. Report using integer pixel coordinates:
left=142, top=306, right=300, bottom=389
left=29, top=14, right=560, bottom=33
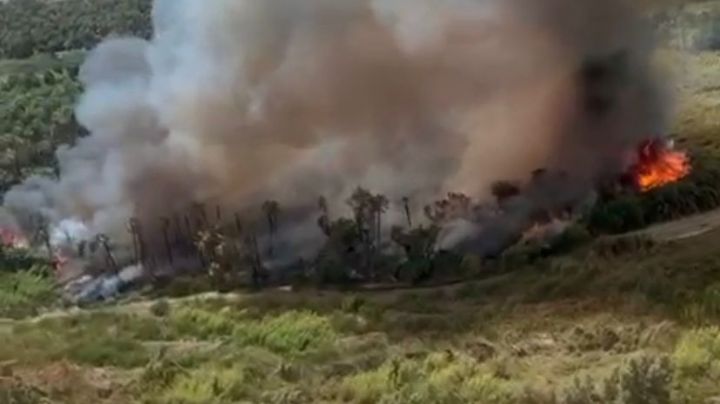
left=4, top=0, right=666, bottom=261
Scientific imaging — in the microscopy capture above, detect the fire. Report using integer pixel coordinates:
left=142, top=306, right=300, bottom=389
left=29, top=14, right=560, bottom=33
left=52, top=252, right=70, bottom=273
left=0, top=227, right=29, bottom=249
left=632, top=139, right=691, bottom=192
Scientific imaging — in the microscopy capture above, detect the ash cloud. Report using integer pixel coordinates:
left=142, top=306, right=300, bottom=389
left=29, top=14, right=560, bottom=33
left=4, top=0, right=667, bottom=260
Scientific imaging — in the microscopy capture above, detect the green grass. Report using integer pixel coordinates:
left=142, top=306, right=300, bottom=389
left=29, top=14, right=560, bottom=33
left=0, top=269, right=56, bottom=318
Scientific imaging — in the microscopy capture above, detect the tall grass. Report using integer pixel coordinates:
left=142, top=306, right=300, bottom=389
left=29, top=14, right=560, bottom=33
left=0, top=268, right=55, bottom=318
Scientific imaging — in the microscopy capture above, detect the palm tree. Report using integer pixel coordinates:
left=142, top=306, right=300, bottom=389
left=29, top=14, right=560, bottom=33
left=317, top=196, right=331, bottom=236
left=401, top=196, right=412, bottom=228
left=370, top=194, right=389, bottom=249
left=262, top=200, right=280, bottom=257
left=348, top=187, right=376, bottom=278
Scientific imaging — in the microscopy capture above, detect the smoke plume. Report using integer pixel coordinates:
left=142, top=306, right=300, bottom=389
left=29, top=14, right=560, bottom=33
left=4, top=0, right=667, bottom=261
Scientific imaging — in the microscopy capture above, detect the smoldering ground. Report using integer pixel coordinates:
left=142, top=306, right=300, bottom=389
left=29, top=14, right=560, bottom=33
left=3, top=0, right=668, bottom=261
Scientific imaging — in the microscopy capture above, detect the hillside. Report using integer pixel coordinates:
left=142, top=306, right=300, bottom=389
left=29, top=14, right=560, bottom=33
left=4, top=228, right=720, bottom=403
left=3, top=0, right=720, bottom=403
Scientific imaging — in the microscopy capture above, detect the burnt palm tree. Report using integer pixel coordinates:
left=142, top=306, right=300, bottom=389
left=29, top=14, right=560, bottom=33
left=370, top=194, right=389, bottom=249
left=401, top=196, right=412, bottom=228
left=317, top=196, right=331, bottom=236
left=348, top=187, right=376, bottom=278
left=262, top=200, right=280, bottom=257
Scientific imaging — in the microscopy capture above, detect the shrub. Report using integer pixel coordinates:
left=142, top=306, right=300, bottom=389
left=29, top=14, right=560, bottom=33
left=680, top=283, right=720, bottom=325
left=141, top=348, right=284, bottom=403
left=674, top=327, right=720, bottom=379
left=337, top=351, right=513, bottom=404
left=235, top=311, right=338, bottom=356
left=65, top=337, right=149, bottom=368
left=559, top=355, right=673, bottom=404
left=0, top=268, right=56, bottom=318
left=0, top=380, right=49, bottom=404
left=0, top=246, right=47, bottom=274
left=169, top=306, right=239, bottom=339
left=341, top=295, right=366, bottom=313
left=155, top=276, right=215, bottom=298
left=588, top=153, right=720, bottom=235
left=150, top=363, right=253, bottom=404
left=170, top=306, right=338, bottom=356
left=606, top=355, right=673, bottom=404
left=549, top=224, right=593, bottom=254
left=150, top=299, right=171, bottom=318
left=588, top=196, right=646, bottom=234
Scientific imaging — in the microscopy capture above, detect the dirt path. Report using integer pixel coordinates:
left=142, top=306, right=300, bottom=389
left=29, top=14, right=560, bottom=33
left=627, top=208, right=720, bottom=241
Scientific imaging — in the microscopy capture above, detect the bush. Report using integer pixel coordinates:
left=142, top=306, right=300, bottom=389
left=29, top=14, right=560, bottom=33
left=169, top=306, right=240, bottom=339
left=170, top=306, right=338, bottom=356
left=680, top=283, right=720, bottom=325
left=674, top=327, right=720, bottom=380
left=588, top=153, right=720, bottom=235
left=588, top=196, right=646, bottom=234
left=65, top=337, right=149, bottom=368
left=150, top=299, right=171, bottom=318
left=0, top=380, right=49, bottom=404
left=141, top=347, right=291, bottom=404
left=234, top=311, right=338, bottom=356
left=149, top=363, right=254, bottom=404
left=0, top=268, right=56, bottom=318
left=341, top=295, right=366, bottom=313
left=559, top=355, right=673, bottom=404
left=0, top=246, right=48, bottom=274
left=337, top=351, right=513, bottom=404
left=549, top=224, right=593, bottom=254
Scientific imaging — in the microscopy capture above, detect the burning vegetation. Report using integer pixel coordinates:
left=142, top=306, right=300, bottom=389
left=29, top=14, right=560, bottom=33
left=0, top=0, right=686, bottom=300
left=632, top=138, right=692, bottom=192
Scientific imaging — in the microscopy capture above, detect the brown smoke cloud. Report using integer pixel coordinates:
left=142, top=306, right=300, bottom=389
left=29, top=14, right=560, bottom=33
left=3, top=0, right=667, bottom=260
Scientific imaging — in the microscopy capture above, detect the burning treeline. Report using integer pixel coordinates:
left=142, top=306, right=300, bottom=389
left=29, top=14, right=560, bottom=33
left=0, top=0, right=689, bottom=285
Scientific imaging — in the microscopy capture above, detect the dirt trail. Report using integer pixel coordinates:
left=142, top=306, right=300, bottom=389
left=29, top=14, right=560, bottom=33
left=627, top=208, right=720, bottom=241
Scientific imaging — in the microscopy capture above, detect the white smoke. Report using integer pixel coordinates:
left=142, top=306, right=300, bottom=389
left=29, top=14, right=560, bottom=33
left=4, top=0, right=665, bottom=259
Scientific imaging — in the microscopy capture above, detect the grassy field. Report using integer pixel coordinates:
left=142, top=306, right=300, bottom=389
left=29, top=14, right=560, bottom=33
left=3, top=228, right=720, bottom=403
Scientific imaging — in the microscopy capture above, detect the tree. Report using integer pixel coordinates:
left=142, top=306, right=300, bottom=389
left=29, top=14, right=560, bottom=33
left=369, top=194, right=389, bottom=248
left=313, top=218, right=362, bottom=284
left=491, top=180, right=521, bottom=206
left=347, top=188, right=389, bottom=279
left=391, top=225, right=440, bottom=283
left=262, top=200, right=280, bottom=257
left=425, top=192, right=474, bottom=224
left=317, top=196, right=331, bottom=236
left=401, top=196, right=412, bottom=228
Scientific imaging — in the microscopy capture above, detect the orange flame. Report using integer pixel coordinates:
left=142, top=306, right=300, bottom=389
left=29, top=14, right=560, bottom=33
left=633, top=139, right=691, bottom=192
left=52, top=252, right=70, bottom=272
left=0, top=228, right=29, bottom=249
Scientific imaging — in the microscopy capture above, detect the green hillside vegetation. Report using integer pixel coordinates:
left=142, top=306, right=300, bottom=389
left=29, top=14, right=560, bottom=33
left=0, top=0, right=151, bottom=59
left=0, top=68, right=82, bottom=192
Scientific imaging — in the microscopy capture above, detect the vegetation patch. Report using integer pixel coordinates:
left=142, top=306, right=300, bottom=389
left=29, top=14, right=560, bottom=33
left=0, top=268, right=55, bottom=318
left=0, top=0, right=152, bottom=59
left=335, top=351, right=513, bottom=404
